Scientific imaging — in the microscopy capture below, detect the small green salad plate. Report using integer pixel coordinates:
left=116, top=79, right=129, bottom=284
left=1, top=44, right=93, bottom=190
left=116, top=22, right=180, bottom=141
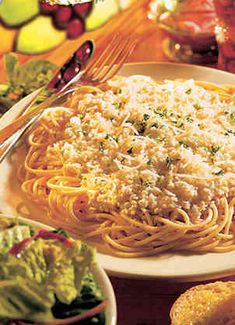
left=0, top=214, right=117, bottom=325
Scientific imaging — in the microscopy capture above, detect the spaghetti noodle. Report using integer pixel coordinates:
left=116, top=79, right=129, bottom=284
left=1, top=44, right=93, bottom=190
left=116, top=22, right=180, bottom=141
left=20, top=75, right=235, bottom=257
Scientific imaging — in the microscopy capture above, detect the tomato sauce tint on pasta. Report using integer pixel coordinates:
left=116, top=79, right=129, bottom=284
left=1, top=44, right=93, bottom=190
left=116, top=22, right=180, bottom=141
left=20, top=76, right=235, bottom=257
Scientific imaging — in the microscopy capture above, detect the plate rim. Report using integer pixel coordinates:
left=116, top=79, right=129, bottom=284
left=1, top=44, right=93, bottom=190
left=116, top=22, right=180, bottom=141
left=122, top=60, right=235, bottom=79
left=97, top=259, right=235, bottom=282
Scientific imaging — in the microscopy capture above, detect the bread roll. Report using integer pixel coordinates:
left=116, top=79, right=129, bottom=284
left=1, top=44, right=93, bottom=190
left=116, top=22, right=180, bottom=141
left=170, top=281, right=235, bottom=325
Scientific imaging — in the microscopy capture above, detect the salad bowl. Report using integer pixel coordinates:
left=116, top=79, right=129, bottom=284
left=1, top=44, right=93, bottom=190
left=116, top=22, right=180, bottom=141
left=0, top=213, right=117, bottom=325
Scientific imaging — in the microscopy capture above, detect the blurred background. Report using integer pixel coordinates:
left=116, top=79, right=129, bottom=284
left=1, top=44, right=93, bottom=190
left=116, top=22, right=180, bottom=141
left=0, top=0, right=137, bottom=81
left=0, top=0, right=235, bottom=115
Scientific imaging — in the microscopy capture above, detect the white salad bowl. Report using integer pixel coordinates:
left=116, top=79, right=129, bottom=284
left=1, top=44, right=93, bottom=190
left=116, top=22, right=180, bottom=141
left=0, top=214, right=117, bottom=325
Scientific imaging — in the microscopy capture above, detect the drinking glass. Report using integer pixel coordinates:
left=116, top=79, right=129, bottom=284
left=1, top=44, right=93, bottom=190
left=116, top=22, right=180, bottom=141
left=214, top=0, right=235, bottom=73
left=149, top=0, right=218, bottom=64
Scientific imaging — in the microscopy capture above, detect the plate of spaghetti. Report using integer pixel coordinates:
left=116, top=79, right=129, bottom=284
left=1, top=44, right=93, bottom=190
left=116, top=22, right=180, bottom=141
left=0, top=62, right=235, bottom=280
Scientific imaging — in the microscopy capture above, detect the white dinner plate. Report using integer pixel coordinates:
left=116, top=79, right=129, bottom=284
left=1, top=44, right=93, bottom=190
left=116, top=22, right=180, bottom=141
left=1, top=62, right=235, bottom=281
left=0, top=214, right=117, bottom=325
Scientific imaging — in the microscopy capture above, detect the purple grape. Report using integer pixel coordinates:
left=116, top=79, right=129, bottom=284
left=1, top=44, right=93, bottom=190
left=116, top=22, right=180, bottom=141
left=54, top=6, right=72, bottom=29
left=67, top=19, right=84, bottom=39
left=73, top=2, right=92, bottom=18
left=40, top=2, right=59, bottom=14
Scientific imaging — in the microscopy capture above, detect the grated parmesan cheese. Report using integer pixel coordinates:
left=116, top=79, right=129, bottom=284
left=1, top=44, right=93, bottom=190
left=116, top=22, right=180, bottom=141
left=45, top=76, right=235, bottom=219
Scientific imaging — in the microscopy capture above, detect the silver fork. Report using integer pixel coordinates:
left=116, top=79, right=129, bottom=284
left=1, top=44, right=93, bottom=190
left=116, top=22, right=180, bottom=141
left=0, top=35, right=137, bottom=162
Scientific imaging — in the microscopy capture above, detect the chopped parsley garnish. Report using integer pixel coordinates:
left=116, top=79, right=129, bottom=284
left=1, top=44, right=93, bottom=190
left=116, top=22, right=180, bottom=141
left=212, top=169, right=224, bottom=176
left=193, top=104, right=203, bottom=111
left=179, top=141, right=189, bottom=148
left=137, top=121, right=146, bottom=134
left=127, top=147, right=133, bottom=154
left=156, top=137, right=166, bottom=143
left=112, top=102, right=122, bottom=109
left=151, top=122, right=163, bottom=129
left=147, top=159, right=152, bottom=165
left=154, top=108, right=168, bottom=118
left=185, top=114, right=193, bottom=123
left=210, top=145, right=221, bottom=156
left=224, top=110, right=230, bottom=115
left=230, top=113, right=235, bottom=123
left=105, top=134, right=119, bottom=143
left=151, top=123, right=159, bottom=128
left=172, top=120, right=184, bottom=128
left=140, top=178, right=152, bottom=187
left=185, top=89, right=192, bottom=95
left=224, top=129, right=235, bottom=136
left=99, top=142, right=105, bottom=152
left=162, top=88, right=170, bottom=94
left=143, top=113, right=150, bottom=121
left=166, top=157, right=173, bottom=168
left=163, top=109, right=168, bottom=117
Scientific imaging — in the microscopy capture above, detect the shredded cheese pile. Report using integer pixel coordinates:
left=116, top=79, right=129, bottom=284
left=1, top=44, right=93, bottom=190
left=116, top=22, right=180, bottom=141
left=46, top=76, right=235, bottom=221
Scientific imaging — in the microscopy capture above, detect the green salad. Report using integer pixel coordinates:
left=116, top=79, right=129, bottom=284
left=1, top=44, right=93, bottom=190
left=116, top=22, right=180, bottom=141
left=0, top=54, right=56, bottom=117
left=0, top=216, right=106, bottom=325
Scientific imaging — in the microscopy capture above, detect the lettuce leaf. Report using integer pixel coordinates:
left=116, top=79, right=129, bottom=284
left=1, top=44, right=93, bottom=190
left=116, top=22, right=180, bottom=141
left=0, top=222, right=98, bottom=322
left=44, top=240, right=93, bottom=304
left=0, top=238, right=94, bottom=305
left=10, top=59, right=56, bottom=93
left=0, top=225, right=31, bottom=255
left=4, top=53, right=18, bottom=80
left=52, top=272, right=104, bottom=321
left=0, top=279, right=54, bottom=322
left=0, top=55, right=56, bottom=116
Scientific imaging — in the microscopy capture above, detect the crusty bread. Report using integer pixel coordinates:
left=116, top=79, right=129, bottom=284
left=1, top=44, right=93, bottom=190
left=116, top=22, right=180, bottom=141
left=170, top=281, right=235, bottom=325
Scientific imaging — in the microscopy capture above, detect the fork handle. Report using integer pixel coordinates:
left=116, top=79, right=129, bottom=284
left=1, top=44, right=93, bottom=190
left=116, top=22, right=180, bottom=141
left=0, top=93, right=57, bottom=146
left=0, top=115, right=39, bottom=163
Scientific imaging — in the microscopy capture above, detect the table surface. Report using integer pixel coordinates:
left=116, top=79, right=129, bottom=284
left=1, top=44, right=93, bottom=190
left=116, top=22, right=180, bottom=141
left=0, top=4, right=232, bottom=325
left=110, top=274, right=235, bottom=325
